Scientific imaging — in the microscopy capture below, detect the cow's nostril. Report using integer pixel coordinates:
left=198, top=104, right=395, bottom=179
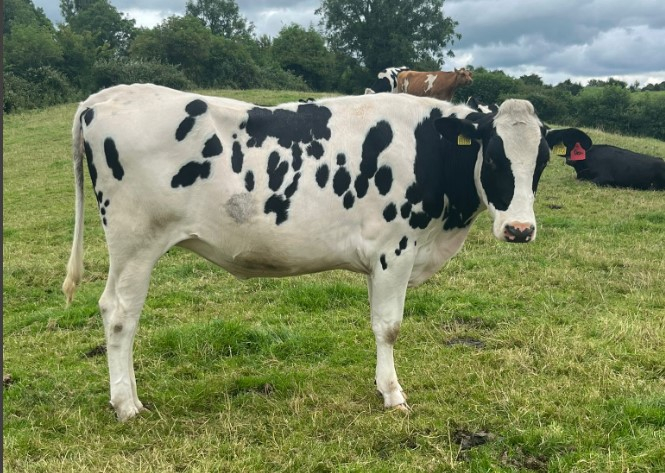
left=504, top=224, right=535, bottom=243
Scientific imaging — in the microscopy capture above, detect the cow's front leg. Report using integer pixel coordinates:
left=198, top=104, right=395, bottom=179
left=367, top=252, right=414, bottom=411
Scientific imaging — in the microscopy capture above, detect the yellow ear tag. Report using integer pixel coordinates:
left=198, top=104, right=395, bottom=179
left=457, top=135, right=472, bottom=146
left=552, top=143, right=567, bottom=156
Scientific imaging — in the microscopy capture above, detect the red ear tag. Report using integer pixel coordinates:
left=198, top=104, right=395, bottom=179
left=570, top=142, right=586, bottom=161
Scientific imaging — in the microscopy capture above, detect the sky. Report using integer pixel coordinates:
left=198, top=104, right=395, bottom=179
left=34, top=0, right=665, bottom=86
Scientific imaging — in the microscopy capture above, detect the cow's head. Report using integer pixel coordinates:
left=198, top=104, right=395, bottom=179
left=454, top=68, right=474, bottom=86
left=436, top=99, right=591, bottom=243
left=544, top=127, right=593, bottom=163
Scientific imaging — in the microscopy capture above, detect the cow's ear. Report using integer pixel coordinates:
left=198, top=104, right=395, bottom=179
left=545, top=128, right=592, bottom=156
left=434, top=117, right=480, bottom=143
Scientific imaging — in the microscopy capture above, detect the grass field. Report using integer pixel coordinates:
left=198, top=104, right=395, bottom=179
left=3, top=89, right=665, bottom=472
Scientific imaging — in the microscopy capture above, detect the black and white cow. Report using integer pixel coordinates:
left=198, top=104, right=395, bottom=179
left=466, top=96, right=498, bottom=114
left=364, top=66, right=409, bottom=94
left=63, top=84, right=590, bottom=421
left=549, top=137, right=665, bottom=190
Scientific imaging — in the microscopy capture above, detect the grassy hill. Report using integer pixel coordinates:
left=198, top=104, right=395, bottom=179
left=4, top=91, right=664, bottom=472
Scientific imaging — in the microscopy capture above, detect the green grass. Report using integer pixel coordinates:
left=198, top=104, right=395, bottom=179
left=4, top=90, right=665, bottom=472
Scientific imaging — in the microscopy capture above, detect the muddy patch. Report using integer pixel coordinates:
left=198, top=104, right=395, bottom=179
left=83, top=344, right=107, bottom=358
left=500, top=448, right=549, bottom=472
left=3, top=374, right=14, bottom=388
left=445, top=336, right=485, bottom=349
left=453, top=429, right=495, bottom=460
left=229, top=381, right=275, bottom=397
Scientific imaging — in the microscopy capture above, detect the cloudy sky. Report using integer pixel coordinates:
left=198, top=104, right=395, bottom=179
left=35, top=0, right=665, bottom=86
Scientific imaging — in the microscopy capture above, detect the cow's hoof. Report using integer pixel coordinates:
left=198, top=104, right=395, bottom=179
left=110, top=400, right=144, bottom=422
left=380, top=389, right=408, bottom=410
left=391, top=402, right=411, bottom=413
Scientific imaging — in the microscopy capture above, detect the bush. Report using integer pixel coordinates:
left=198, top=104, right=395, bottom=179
left=3, top=67, right=78, bottom=113
left=510, top=88, right=574, bottom=125
left=256, top=65, right=310, bottom=91
left=91, top=58, right=194, bottom=91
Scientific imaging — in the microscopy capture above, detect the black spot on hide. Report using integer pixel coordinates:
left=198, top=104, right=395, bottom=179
left=374, top=165, right=393, bottom=195
left=83, top=141, right=97, bottom=189
left=176, top=117, right=195, bottom=141
left=202, top=134, right=223, bottom=158
left=284, top=172, right=301, bottom=198
left=383, top=203, right=397, bottom=222
left=82, top=108, right=94, bottom=126
left=185, top=99, right=208, bottom=117
left=343, top=191, right=355, bottom=209
left=232, top=141, right=244, bottom=173
left=104, top=138, right=124, bottom=180
left=245, top=171, right=254, bottom=191
left=267, top=151, right=288, bottom=191
left=316, top=165, right=329, bottom=188
left=264, top=194, right=289, bottom=225
left=291, top=144, right=303, bottom=171
left=307, top=141, right=324, bottom=159
left=245, top=104, right=332, bottom=149
left=333, top=167, right=351, bottom=196
left=171, top=161, right=211, bottom=188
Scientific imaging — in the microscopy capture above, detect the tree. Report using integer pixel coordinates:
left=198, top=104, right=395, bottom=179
left=130, top=15, right=212, bottom=84
left=272, top=24, right=334, bottom=90
left=185, top=0, right=254, bottom=39
left=56, top=26, right=98, bottom=90
left=555, top=79, right=583, bottom=96
left=316, top=0, right=460, bottom=74
left=60, top=0, right=136, bottom=53
left=519, top=74, right=543, bottom=87
left=4, top=24, right=63, bottom=73
left=4, top=0, right=54, bottom=35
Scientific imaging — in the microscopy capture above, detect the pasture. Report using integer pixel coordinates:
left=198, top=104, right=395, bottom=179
left=3, top=89, right=665, bottom=472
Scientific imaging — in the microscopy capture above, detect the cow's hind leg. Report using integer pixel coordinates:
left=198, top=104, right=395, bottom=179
left=368, top=253, right=414, bottom=411
left=99, top=247, right=162, bottom=421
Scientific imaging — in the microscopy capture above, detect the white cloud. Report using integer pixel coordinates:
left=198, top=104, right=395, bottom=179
left=121, top=8, right=179, bottom=28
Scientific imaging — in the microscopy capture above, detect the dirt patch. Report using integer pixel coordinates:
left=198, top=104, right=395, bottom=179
left=453, top=429, right=495, bottom=450
left=453, top=429, right=495, bottom=460
left=548, top=204, right=564, bottom=210
left=229, top=382, right=275, bottom=397
left=3, top=374, right=14, bottom=388
left=445, top=336, right=485, bottom=349
left=83, top=344, right=107, bottom=358
left=501, top=448, right=549, bottom=472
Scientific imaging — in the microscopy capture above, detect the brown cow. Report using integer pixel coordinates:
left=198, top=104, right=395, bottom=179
left=396, top=68, right=473, bottom=101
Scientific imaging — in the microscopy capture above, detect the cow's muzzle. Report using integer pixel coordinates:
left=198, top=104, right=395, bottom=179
left=503, top=223, right=535, bottom=243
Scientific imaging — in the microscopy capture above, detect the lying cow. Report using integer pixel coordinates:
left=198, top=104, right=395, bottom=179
left=550, top=138, right=665, bottom=190
left=63, top=84, right=589, bottom=420
left=397, top=68, right=473, bottom=101
left=364, top=66, right=409, bottom=94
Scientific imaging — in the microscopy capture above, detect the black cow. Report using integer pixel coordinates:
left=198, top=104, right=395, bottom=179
left=548, top=134, right=665, bottom=190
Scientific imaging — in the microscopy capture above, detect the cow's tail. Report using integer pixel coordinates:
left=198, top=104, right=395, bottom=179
left=62, top=110, right=86, bottom=305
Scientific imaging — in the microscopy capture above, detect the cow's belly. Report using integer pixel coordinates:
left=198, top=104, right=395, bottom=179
left=177, top=233, right=367, bottom=279
left=174, top=196, right=375, bottom=279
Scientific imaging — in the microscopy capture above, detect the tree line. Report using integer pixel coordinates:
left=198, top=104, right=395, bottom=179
left=4, top=0, right=665, bottom=140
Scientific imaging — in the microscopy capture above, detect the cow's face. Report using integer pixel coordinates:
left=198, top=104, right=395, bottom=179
left=436, top=99, right=585, bottom=243
left=454, top=68, right=473, bottom=86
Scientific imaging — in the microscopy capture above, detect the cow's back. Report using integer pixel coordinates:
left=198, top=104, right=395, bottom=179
left=585, top=145, right=665, bottom=189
